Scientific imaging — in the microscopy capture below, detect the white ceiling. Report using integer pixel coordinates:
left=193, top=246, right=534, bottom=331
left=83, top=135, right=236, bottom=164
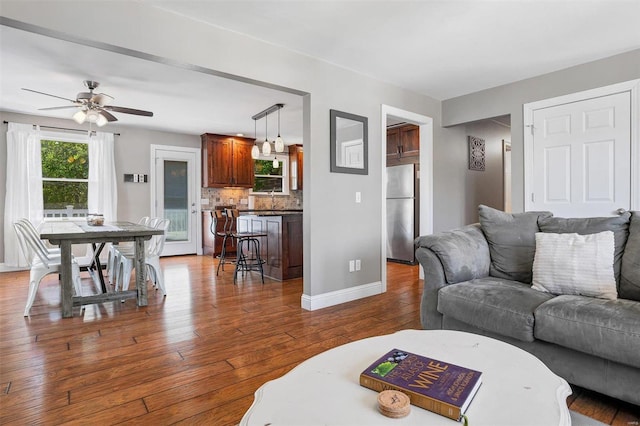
left=1, top=1, right=639, bottom=138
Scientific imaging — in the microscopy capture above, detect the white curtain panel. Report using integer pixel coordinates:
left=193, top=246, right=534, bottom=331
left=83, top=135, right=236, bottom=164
left=3, top=123, right=43, bottom=267
left=88, top=131, right=117, bottom=222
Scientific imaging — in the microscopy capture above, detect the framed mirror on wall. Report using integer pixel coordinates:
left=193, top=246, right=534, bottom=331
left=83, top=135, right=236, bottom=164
left=330, top=109, right=368, bottom=175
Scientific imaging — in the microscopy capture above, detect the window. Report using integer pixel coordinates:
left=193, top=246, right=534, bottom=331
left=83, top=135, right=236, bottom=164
left=252, top=157, right=289, bottom=194
left=41, top=136, right=89, bottom=217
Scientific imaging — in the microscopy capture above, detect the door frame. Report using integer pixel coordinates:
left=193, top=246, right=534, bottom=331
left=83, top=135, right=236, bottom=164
left=523, top=79, right=640, bottom=213
left=381, top=105, right=433, bottom=284
left=150, top=144, right=203, bottom=256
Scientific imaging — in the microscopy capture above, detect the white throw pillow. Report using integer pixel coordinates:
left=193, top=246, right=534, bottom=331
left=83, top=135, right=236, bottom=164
left=532, top=231, right=617, bottom=300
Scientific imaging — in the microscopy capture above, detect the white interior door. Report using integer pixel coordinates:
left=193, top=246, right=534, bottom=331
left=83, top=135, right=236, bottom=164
left=151, top=145, right=200, bottom=256
left=528, top=91, right=631, bottom=217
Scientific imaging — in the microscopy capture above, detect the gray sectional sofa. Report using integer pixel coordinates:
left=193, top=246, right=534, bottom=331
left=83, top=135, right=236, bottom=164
left=415, top=205, right=640, bottom=406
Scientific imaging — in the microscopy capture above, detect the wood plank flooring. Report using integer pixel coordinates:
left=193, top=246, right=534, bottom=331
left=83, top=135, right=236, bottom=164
left=0, top=256, right=638, bottom=424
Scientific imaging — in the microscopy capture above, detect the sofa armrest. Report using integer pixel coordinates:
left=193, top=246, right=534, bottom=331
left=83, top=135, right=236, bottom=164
left=415, top=224, right=491, bottom=329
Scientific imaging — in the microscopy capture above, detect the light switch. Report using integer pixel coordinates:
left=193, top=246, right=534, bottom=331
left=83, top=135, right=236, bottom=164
left=355, top=192, right=362, bottom=203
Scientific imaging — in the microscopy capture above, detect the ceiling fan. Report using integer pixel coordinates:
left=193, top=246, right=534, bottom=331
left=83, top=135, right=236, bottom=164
left=22, top=80, right=154, bottom=127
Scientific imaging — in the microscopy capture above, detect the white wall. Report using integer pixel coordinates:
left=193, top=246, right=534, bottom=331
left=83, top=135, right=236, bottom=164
left=0, top=1, right=441, bottom=306
left=442, top=49, right=640, bottom=213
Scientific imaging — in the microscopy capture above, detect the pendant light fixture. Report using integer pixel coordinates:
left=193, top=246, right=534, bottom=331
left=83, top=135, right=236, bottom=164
left=251, top=103, right=284, bottom=157
left=274, top=107, right=285, bottom=153
left=273, top=157, right=279, bottom=169
left=262, top=113, right=271, bottom=156
left=251, top=118, right=260, bottom=159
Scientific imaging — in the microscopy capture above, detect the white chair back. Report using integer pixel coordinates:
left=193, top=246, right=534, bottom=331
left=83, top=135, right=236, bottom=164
left=148, top=219, right=170, bottom=257
left=13, top=221, right=52, bottom=268
left=138, top=216, right=151, bottom=226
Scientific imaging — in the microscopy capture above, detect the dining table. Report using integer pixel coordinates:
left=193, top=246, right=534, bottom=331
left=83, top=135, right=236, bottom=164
left=39, top=220, right=164, bottom=318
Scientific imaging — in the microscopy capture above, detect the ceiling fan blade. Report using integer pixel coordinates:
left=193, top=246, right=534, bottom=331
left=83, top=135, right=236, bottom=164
left=99, top=109, right=118, bottom=122
left=104, top=105, right=153, bottom=117
left=22, top=88, right=77, bottom=103
left=38, top=105, right=79, bottom=111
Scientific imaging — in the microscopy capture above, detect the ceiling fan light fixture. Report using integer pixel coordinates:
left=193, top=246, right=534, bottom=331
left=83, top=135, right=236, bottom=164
left=73, top=109, right=87, bottom=124
left=86, top=109, right=100, bottom=123
left=96, top=113, right=108, bottom=127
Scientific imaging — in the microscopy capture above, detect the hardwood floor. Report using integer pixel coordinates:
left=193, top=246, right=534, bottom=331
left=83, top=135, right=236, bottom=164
left=0, top=257, right=637, bottom=424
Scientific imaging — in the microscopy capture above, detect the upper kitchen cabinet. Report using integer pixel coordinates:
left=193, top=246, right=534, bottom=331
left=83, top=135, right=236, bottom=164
left=386, top=124, right=420, bottom=166
left=289, top=144, right=303, bottom=191
left=201, top=133, right=255, bottom=188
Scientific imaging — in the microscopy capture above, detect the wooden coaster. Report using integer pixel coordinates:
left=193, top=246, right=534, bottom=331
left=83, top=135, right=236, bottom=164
left=377, top=390, right=410, bottom=418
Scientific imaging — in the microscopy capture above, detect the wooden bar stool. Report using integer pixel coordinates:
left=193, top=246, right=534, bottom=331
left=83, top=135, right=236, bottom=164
left=225, top=209, right=267, bottom=284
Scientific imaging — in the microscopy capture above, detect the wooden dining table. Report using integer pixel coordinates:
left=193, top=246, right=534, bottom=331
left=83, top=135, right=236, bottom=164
left=39, top=221, right=164, bottom=318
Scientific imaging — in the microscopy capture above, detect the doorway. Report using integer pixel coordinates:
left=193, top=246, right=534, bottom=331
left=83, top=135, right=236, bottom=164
left=150, top=145, right=201, bottom=256
left=381, top=105, right=433, bottom=284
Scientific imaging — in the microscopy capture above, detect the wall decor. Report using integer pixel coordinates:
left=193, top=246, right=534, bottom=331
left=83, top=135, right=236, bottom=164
left=330, top=109, right=368, bottom=175
left=468, top=135, right=485, bottom=171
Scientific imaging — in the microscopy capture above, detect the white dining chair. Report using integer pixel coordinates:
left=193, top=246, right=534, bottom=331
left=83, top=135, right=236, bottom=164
left=115, top=218, right=170, bottom=296
left=13, top=221, right=83, bottom=316
left=107, top=216, right=150, bottom=284
left=16, top=218, right=61, bottom=256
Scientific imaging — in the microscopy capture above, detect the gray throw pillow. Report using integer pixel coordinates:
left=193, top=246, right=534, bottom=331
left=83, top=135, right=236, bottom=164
left=478, top=205, right=552, bottom=283
left=619, top=211, right=640, bottom=301
left=538, top=212, right=631, bottom=287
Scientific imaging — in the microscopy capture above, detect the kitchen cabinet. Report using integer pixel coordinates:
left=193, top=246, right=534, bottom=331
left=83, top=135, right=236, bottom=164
left=288, top=144, right=303, bottom=191
left=386, top=124, right=419, bottom=166
left=237, top=213, right=303, bottom=281
left=201, top=133, right=255, bottom=188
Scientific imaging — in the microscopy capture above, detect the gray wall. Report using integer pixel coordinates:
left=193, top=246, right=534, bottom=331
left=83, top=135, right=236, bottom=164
left=0, top=110, right=199, bottom=262
left=1, top=2, right=441, bottom=303
left=442, top=48, right=640, bottom=213
left=432, top=118, right=510, bottom=231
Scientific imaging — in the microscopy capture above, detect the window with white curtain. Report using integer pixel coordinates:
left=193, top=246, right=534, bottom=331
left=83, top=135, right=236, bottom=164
left=40, top=131, right=90, bottom=218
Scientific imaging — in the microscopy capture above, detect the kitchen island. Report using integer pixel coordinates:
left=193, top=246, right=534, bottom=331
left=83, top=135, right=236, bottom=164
left=237, top=211, right=303, bottom=281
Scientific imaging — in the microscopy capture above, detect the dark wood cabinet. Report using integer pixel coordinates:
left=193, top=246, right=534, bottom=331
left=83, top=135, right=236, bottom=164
left=288, top=144, right=303, bottom=191
left=237, top=213, right=302, bottom=281
left=201, top=133, right=255, bottom=188
left=387, top=124, right=420, bottom=166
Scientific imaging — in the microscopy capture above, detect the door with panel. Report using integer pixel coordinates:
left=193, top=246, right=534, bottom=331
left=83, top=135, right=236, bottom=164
left=529, top=91, right=631, bottom=217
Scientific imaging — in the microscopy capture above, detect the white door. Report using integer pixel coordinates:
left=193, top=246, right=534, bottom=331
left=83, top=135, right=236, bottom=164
left=151, top=145, right=200, bottom=256
left=528, top=91, right=631, bottom=217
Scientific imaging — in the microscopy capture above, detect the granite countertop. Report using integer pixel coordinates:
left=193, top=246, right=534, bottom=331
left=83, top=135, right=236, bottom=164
left=201, top=208, right=303, bottom=216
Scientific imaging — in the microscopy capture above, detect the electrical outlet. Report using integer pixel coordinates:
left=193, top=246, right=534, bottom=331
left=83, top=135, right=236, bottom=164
left=349, top=260, right=355, bottom=272
left=355, top=259, right=361, bottom=271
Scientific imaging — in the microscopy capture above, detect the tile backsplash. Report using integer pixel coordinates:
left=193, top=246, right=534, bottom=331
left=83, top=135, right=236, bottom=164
left=201, top=187, right=302, bottom=210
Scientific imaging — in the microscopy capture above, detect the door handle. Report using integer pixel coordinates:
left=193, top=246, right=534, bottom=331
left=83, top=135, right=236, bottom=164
left=615, top=208, right=627, bottom=215
left=191, top=210, right=197, bottom=214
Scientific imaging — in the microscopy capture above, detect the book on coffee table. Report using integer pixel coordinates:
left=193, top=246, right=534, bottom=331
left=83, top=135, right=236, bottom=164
left=360, top=348, right=482, bottom=421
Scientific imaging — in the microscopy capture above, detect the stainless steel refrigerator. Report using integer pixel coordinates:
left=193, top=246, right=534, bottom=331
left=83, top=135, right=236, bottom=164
left=386, top=164, right=419, bottom=264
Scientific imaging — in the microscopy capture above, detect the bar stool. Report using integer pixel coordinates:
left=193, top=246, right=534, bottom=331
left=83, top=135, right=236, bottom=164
left=213, top=209, right=233, bottom=276
left=225, top=209, right=267, bottom=284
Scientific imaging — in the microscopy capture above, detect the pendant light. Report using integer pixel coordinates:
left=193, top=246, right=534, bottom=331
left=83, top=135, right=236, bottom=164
left=274, top=107, right=285, bottom=152
left=251, top=118, right=260, bottom=159
left=273, top=157, right=279, bottom=169
left=262, top=113, right=271, bottom=155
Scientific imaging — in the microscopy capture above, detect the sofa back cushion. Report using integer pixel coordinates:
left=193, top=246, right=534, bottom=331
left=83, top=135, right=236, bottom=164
left=620, top=211, right=640, bottom=301
left=538, top=212, right=631, bottom=287
left=478, top=204, right=552, bottom=283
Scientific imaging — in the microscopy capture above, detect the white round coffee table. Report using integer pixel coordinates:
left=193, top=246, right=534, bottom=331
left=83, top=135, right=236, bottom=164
left=241, top=329, right=571, bottom=426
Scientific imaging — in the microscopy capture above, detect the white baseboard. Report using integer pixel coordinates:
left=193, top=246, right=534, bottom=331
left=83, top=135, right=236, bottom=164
left=301, top=281, right=383, bottom=311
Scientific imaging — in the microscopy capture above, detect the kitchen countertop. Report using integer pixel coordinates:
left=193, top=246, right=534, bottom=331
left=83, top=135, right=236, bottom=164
left=201, top=209, right=302, bottom=216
